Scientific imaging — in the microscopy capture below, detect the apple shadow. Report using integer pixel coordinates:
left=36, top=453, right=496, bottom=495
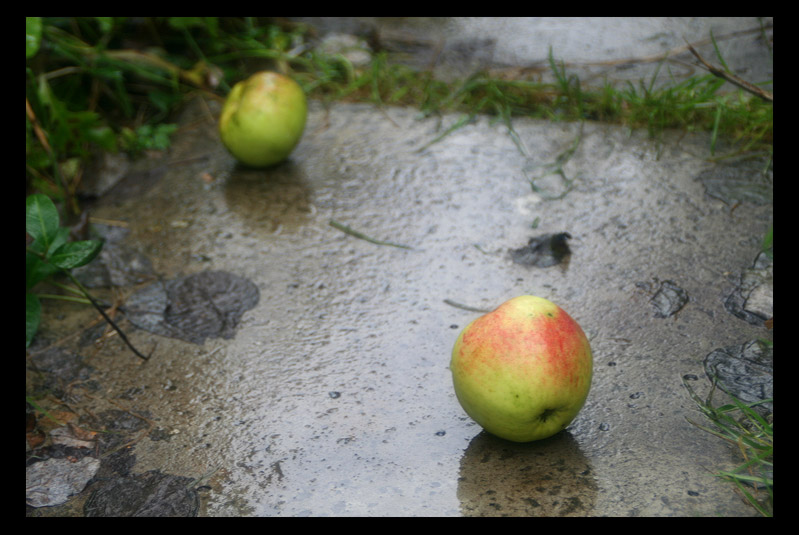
left=223, top=160, right=314, bottom=233
left=457, top=430, right=597, bottom=516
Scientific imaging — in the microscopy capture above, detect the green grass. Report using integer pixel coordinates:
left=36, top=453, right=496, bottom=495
left=308, top=45, right=772, bottom=158
left=683, top=377, right=773, bottom=516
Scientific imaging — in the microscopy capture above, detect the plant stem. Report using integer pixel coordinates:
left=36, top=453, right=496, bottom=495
left=61, top=269, right=151, bottom=361
left=36, top=293, right=92, bottom=305
left=329, top=219, right=413, bottom=250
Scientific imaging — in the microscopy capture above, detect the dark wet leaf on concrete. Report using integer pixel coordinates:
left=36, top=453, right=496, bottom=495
left=84, top=470, right=199, bottom=517
left=650, top=280, right=688, bottom=318
left=123, top=270, right=260, bottom=344
left=704, top=339, right=773, bottom=416
left=510, top=232, right=571, bottom=267
left=94, top=448, right=137, bottom=480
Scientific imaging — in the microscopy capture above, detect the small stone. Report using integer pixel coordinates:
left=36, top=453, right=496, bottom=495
left=650, top=280, right=688, bottom=318
left=26, top=457, right=101, bottom=508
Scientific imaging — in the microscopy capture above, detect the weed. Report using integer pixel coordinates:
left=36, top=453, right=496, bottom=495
left=26, top=17, right=773, bottom=209
left=683, top=377, right=773, bottom=516
left=26, top=194, right=148, bottom=359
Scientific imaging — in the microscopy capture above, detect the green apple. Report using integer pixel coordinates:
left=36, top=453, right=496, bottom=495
left=451, top=295, right=592, bottom=442
left=218, top=71, right=308, bottom=168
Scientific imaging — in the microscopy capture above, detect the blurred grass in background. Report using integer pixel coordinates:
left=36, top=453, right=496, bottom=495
left=26, top=17, right=773, bottom=214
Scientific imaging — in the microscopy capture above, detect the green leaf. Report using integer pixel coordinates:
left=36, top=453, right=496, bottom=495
left=94, top=17, right=115, bottom=36
left=26, top=250, right=59, bottom=291
left=26, top=194, right=60, bottom=250
left=26, top=293, right=41, bottom=348
left=148, top=91, right=181, bottom=114
left=167, top=17, right=218, bottom=37
left=26, top=17, right=42, bottom=59
left=86, top=125, right=118, bottom=152
left=139, top=123, right=178, bottom=150
left=46, top=227, right=70, bottom=258
left=49, top=240, right=104, bottom=270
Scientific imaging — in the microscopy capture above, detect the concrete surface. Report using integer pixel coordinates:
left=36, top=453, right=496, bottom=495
left=27, top=18, right=772, bottom=516
left=296, top=17, right=773, bottom=89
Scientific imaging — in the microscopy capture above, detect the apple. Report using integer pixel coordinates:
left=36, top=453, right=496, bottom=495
left=218, top=71, right=308, bottom=168
left=450, top=295, right=592, bottom=442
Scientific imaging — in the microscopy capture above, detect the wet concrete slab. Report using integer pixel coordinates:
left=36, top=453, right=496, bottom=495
left=27, top=18, right=772, bottom=516
left=29, top=97, right=771, bottom=516
left=295, top=17, right=773, bottom=90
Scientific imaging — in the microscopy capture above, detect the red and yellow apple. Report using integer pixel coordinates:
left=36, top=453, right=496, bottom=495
left=450, top=295, right=592, bottom=442
left=218, top=71, right=307, bottom=168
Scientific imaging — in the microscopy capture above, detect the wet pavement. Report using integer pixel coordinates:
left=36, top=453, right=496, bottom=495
left=27, top=18, right=772, bottom=516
